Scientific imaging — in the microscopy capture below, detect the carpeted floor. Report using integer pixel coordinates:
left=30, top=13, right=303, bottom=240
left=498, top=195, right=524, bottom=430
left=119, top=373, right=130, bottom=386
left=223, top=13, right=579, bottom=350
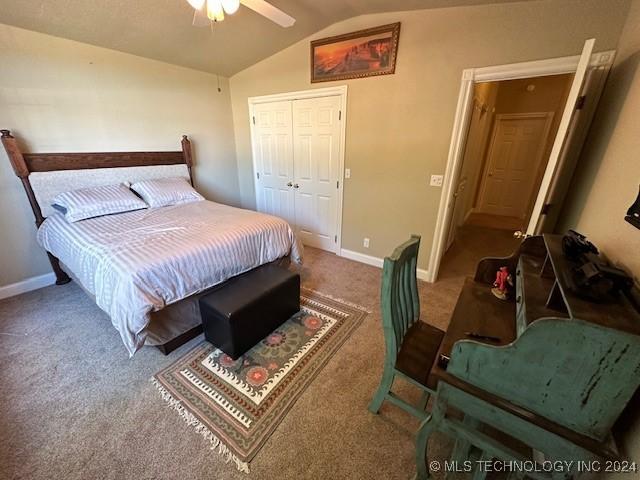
left=0, top=229, right=517, bottom=480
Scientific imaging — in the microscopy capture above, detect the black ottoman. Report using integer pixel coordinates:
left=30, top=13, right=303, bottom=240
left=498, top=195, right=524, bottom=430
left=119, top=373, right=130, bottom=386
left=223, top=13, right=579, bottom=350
left=199, top=264, right=300, bottom=359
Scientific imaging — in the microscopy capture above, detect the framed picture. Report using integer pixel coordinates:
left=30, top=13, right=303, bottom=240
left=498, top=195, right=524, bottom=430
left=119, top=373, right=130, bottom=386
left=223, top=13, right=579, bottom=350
left=310, top=22, right=401, bottom=83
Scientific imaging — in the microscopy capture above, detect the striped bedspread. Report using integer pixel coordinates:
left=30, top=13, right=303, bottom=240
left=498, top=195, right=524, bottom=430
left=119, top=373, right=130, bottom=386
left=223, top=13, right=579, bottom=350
left=37, top=201, right=302, bottom=356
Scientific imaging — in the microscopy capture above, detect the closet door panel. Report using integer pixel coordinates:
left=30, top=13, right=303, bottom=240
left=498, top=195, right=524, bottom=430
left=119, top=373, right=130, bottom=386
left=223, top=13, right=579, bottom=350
left=292, top=96, right=341, bottom=252
left=252, top=101, right=295, bottom=226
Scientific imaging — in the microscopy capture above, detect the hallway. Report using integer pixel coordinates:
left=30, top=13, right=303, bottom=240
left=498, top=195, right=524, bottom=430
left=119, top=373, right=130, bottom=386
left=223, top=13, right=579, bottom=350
left=438, top=224, right=521, bottom=281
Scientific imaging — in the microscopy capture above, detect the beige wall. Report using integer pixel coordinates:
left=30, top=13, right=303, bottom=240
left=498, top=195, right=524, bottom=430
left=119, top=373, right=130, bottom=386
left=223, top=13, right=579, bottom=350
left=559, top=0, right=640, bottom=283
left=557, top=0, right=640, bottom=465
left=229, top=0, right=629, bottom=270
left=494, top=75, right=573, bottom=116
left=0, top=24, right=238, bottom=287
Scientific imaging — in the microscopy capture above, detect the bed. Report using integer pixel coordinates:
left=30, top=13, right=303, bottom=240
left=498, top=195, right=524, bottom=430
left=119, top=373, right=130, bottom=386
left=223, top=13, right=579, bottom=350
left=1, top=130, right=302, bottom=356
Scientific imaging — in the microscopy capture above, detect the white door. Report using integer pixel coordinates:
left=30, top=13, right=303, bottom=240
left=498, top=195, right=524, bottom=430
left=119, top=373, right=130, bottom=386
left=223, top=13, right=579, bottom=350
left=527, top=38, right=596, bottom=234
left=252, top=95, right=343, bottom=253
left=292, top=96, right=342, bottom=252
left=477, top=113, right=553, bottom=219
left=533, top=65, right=611, bottom=232
left=252, top=101, right=295, bottom=225
left=446, top=177, right=468, bottom=250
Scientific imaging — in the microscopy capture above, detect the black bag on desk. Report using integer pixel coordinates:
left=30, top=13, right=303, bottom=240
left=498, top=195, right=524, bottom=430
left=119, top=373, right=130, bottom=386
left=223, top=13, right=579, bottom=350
left=562, top=230, right=635, bottom=303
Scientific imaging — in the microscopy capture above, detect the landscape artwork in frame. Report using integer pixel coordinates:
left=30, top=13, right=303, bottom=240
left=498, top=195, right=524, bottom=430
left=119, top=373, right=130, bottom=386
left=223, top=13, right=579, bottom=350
left=311, top=23, right=401, bottom=83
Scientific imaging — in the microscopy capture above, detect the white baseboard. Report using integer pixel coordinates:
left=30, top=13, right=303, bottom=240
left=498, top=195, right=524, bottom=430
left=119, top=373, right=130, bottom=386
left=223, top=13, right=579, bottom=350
left=339, top=249, right=431, bottom=282
left=339, top=249, right=384, bottom=268
left=416, top=268, right=430, bottom=282
left=0, top=272, right=56, bottom=300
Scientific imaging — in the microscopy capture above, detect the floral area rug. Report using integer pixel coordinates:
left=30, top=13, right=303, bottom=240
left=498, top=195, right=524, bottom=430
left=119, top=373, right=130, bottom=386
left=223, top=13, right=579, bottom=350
left=151, top=288, right=368, bottom=473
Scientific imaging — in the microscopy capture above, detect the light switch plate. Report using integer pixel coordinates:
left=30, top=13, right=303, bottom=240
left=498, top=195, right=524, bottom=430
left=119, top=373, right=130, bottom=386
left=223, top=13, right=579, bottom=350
left=345, top=168, right=351, bottom=179
left=430, top=175, right=444, bottom=187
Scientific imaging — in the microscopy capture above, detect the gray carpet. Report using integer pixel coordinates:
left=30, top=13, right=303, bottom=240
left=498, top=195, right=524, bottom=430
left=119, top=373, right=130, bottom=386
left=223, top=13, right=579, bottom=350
left=0, top=233, right=515, bottom=480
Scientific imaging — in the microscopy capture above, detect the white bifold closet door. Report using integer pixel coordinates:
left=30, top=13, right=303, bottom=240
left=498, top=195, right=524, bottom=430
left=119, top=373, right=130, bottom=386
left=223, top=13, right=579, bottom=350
left=253, top=101, right=296, bottom=226
left=292, top=96, right=341, bottom=251
left=253, top=95, right=342, bottom=253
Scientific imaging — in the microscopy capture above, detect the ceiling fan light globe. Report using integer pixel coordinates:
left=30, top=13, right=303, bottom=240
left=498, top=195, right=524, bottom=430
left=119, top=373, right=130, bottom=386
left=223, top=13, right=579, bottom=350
left=221, top=0, right=240, bottom=14
left=207, top=0, right=225, bottom=21
left=186, top=0, right=206, bottom=10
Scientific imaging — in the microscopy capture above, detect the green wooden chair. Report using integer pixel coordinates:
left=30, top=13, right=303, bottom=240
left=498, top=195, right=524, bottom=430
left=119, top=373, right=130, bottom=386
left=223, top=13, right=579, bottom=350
left=368, top=235, right=445, bottom=420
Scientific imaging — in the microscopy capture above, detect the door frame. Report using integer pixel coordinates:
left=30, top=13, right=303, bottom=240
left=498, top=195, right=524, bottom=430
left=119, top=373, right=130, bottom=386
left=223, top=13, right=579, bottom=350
left=248, top=85, right=348, bottom=253
left=475, top=111, right=554, bottom=218
left=426, top=50, right=615, bottom=283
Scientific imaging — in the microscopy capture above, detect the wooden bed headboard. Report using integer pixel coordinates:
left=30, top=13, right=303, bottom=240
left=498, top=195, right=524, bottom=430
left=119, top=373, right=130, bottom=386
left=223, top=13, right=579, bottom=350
left=0, top=129, right=194, bottom=285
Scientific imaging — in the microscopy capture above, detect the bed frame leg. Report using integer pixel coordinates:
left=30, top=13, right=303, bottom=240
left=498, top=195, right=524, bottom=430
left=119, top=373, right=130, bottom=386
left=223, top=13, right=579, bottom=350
left=156, top=324, right=203, bottom=355
left=2, top=130, right=72, bottom=286
left=48, top=253, right=71, bottom=285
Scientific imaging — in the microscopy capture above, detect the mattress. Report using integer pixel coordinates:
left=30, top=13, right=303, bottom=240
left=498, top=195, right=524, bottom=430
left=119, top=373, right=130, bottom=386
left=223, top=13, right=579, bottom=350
left=37, top=200, right=302, bottom=356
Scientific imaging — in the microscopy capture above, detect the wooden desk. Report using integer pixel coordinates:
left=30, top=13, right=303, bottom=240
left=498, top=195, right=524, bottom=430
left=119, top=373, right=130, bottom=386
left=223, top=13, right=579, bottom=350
left=426, top=234, right=640, bottom=459
left=428, top=278, right=515, bottom=389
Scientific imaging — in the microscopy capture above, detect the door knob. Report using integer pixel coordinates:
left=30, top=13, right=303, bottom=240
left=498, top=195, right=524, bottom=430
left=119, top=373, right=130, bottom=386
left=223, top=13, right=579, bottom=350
left=287, top=182, right=293, bottom=187
left=293, top=183, right=299, bottom=189
left=513, top=230, right=528, bottom=239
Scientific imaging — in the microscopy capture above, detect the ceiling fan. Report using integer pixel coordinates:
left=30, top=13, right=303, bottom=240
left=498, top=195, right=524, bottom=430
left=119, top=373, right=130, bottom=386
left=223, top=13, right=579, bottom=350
left=187, top=0, right=296, bottom=28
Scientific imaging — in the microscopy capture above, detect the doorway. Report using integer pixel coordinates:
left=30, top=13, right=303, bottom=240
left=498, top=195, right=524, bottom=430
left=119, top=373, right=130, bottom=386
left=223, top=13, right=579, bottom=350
left=249, top=86, right=347, bottom=254
left=429, top=43, right=616, bottom=282
left=443, top=74, right=573, bottom=269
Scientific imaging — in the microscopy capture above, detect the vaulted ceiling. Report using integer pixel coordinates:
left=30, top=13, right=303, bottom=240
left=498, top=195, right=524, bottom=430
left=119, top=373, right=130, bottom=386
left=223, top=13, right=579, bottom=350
left=0, top=0, right=534, bottom=76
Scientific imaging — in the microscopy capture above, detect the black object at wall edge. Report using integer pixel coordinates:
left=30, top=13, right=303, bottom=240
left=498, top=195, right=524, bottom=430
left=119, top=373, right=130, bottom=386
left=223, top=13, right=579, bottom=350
left=625, top=185, right=640, bottom=230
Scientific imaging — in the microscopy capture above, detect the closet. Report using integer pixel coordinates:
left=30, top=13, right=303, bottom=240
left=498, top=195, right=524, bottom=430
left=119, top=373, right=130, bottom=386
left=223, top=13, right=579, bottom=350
left=250, top=93, right=344, bottom=253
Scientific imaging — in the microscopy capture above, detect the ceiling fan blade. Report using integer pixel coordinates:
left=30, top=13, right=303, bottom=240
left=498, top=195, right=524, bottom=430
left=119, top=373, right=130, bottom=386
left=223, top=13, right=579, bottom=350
left=192, top=6, right=211, bottom=27
left=240, top=0, right=296, bottom=28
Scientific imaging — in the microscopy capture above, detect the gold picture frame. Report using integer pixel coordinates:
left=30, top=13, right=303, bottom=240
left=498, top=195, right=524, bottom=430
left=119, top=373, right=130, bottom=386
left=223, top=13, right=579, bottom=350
left=310, top=22, right=401, bottom=83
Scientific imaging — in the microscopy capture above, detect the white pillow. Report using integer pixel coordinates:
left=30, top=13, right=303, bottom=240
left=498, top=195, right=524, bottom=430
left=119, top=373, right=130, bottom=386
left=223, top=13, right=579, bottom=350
left=130, top=177, right=204, bottom=208
left=51, top=183, right=148, bottom=222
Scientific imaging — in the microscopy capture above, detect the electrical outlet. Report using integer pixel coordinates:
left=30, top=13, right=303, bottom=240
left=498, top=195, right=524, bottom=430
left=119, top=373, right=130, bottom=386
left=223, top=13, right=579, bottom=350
left=345, top=168, right=351, bottom=179
left=363, top=238, right=370, bottom=248
left=430, top=175, right=444, bottom=187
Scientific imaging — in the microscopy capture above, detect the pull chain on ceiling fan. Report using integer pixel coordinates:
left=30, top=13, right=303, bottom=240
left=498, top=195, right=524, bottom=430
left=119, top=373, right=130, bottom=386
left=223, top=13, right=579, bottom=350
left=186, top=0, right=296, bottom=28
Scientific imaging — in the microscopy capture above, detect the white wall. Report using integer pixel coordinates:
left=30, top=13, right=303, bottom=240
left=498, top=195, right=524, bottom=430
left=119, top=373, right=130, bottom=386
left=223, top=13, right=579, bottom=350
left=0, top=24, right=239, bottom=287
